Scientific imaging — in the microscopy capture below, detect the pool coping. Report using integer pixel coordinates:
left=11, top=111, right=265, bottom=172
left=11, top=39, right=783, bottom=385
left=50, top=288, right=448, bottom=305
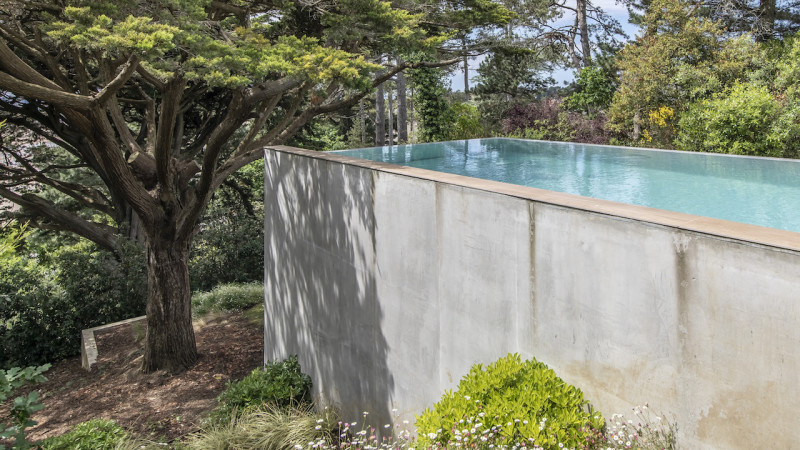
left=265, top=144, right=800, bottom=254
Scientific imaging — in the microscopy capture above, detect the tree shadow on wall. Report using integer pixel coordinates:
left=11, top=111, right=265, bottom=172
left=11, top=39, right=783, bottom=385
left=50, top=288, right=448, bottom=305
left=263, top=149, right=394, bottom=428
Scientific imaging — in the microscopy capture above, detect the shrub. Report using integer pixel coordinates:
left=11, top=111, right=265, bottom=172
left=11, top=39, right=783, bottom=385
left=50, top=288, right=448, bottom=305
left=0, top=240, right=146, bottom=368
left=449, top=103, right=484, bottom=140
left=209, top=356, right=313, bottom=425
left=190, top=209, right=264, bottom=292
left=192, top=282, right=264, bottom=317
left=503, top=99, right=614, bottom=145
left=40, top=419, right=129, bottom=450
left=0, top=364, right=50, bottom=448
left=676, top=82, right=800, bottom=157
left=415, top=353, right=604, bottom=449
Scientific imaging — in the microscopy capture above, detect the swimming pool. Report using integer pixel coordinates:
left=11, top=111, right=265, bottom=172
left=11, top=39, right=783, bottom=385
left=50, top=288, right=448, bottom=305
left=336, top=138, right=800, bottom=233
left=264, top=142, right=800, bottom=448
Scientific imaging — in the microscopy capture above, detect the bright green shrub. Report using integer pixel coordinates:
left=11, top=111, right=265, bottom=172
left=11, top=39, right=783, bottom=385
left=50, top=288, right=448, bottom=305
left=210, top=356, right=313, bottom=425
left=192, top=282, right=264, bottom=317
left=40, top=419, right=128, bottom=450
left=415, top=353, right=604, bottom=450
left=449, top=103, right=484, bottom=140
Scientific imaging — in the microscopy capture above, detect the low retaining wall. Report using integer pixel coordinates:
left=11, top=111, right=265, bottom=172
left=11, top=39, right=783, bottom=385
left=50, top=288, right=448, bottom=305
left=263, top=145, right=800, bottom=448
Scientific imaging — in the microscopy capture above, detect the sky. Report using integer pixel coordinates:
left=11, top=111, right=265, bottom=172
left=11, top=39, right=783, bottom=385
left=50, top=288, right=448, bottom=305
left=448, top=0, right=641, bottom=91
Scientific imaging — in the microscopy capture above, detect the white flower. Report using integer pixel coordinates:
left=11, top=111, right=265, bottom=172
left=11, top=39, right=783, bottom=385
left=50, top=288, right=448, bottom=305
left=315, top=425, right=322, bottom=430
left=317, top=419, right=324, bottom=424
left=465, top=396, right=471, bottom=400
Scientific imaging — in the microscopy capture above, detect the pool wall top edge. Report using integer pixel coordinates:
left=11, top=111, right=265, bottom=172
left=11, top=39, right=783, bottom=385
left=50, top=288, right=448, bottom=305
left=266, top=144, right=800, bottom=253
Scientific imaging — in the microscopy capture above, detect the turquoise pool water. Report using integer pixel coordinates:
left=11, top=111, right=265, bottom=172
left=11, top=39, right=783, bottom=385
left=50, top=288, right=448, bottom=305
left=335, top=138, right=800, bottom=233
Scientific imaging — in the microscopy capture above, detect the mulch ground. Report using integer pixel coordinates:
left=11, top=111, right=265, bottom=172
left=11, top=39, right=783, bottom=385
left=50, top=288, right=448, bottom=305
left=1, top=312, right=264, bottom=444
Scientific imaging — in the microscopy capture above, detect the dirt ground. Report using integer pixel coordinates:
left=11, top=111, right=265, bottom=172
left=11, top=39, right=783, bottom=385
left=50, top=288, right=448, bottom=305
left=1, top=312, right=264, bottom=444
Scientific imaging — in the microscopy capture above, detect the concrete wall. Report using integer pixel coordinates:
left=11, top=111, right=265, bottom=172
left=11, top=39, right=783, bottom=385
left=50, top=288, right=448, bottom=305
left=263, top=145, right=800, bottom=448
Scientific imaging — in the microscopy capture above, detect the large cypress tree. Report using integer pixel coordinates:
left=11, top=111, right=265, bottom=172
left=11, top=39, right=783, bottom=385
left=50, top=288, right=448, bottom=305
left=0, top=0, right=510, bottom=372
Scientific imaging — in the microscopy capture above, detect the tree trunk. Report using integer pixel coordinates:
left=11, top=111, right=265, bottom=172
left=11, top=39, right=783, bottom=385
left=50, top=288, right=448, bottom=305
left=387, top=82, right=394, bottom=145
left=462, top=35, right=470, bottom=101
left=577, top=0, right=591, bottom=67
left=396, top=65, right=408, bottom=143
left=141, top=236, right=197, bottom=373
left=124, top=206, right=146, bottom=245
left=359, top=98, right=366, bottom=144
left=408, top=82, right=416, bottom=139
left=756, top=0, right=776, bottom=41
left=376, top=82, right=386, bottom=145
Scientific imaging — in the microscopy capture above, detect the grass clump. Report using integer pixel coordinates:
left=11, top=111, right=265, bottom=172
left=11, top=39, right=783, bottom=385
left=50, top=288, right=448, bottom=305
left=191, top=282, right=264, bottom=317
left=415, top=353, right=604, bottom=449
left=186, top=404, right=339, bottom=450
left=209, top=355, right=312, bottom=425
left=40, top=419, right=128, bottom=449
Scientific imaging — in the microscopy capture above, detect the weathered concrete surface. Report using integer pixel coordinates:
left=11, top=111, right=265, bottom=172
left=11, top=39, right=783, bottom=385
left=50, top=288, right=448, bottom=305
left=264, top=146, right=800, bottom=448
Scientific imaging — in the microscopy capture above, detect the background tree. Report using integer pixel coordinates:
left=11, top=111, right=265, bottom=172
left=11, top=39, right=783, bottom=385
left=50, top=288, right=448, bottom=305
left=0, top=0, right=510, bottom=373
left=606, top=0, right=766, bottom=143
left=473, top=47, right=555, bottom=133
left=563, top=65, right=617, bottom=117
left=409, top=66, right=457, bottom=141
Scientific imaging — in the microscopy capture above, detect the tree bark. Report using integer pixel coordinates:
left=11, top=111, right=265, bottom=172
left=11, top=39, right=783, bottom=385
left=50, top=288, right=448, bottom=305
left=141, top=236, right=197, bottom=373
left=359, top=98, right=366, bottom=144
left=387, top=82, right=394, bottom=145
left=756, top=0, right=776, bottom=41
left=408, top=82, right=416, bottom=139
left=396, top=66, right=408, bottom=143
left=577, top=0, right=592, bottom=67
left=375, top=82, right=386, bottom=145
left=462, top=35, right=470, bottom=100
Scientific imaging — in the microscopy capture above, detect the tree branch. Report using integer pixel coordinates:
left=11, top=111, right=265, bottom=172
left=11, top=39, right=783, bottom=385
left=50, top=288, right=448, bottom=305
left=0, top=186, right=121, bottom=254
left=154, top=75, right=186, bottom=194
left=0, top=71, right=92, bottom=110
left=4, top=149, right=115, bottom=216
left=95, top=55, right=140, bottom=105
